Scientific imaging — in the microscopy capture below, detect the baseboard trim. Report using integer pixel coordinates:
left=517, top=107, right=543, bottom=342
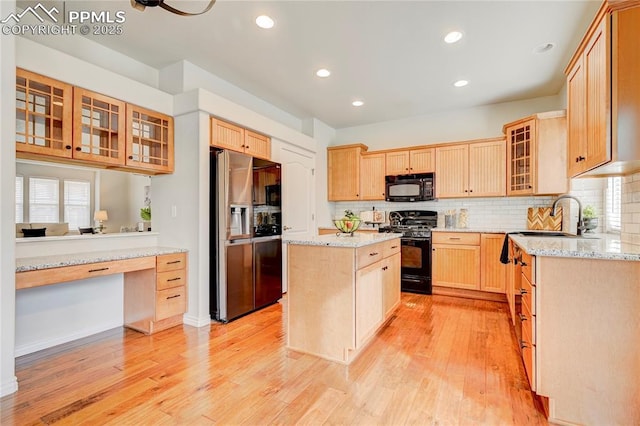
left=182, top=313, right=211, bottom=328
left=432, top=286, right=507, bottom=303
left=1, top=376, right=18, bottom=397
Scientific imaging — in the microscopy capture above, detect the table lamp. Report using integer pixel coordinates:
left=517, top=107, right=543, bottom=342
left=94, top=210, right=108, bottom=234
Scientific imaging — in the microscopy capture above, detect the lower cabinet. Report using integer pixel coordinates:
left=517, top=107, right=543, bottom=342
left=355, top=261, right=383, bottom=348
left=124, top=252, right=188, bottom=334
left=382, top=253, right=401, bottom=319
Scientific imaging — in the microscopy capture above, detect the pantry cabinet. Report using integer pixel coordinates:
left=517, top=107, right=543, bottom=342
left=210, top=117, right=271, bottom=160
left=360, top=152, right=386, bottom=200
left=565, top=4, right=640, bottom=177
left=435, top=138, right=506, bottom=198
left=327, top=144, right=366, bottom=201
left=504, top=111, right=567, bottom=195
left=385, top=147, right=434, bottom=175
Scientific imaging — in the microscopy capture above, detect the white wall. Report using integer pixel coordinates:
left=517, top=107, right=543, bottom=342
left=99, top=169, right=150, bottom=232
left=0, top=0, right=18, bottom=398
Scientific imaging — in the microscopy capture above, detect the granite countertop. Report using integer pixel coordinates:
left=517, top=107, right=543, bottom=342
left=16, top=247, right=187, bottom=272
left=509, top=233, right=640, bottom=261
left=284, top=232, right=401, bottom=248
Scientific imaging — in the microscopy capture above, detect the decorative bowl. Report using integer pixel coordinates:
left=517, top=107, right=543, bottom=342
left=333, top=218, right=361, bottom=235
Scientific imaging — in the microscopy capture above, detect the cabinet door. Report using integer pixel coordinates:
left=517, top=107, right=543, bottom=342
left=355, top=261, right=383, bottom=348
left=432, top=244, right=480, bottom=290
left=409, top=148, right=435, bottom=173
left=382, top=253, right=401, bottom=320
left=15, top=69, right=73, bottom=158
left=506, top=120, right=536, bottom=195
left=385, top=150, right=410, bottom=175
left=469, top=140, right=506, bottom=197
left=211, top=118, right=245, bottom=152
left=360, top=153, right=386, bottom=200
left=567, top=58, right=587, bottom=177
left=480, top=234, right=507, bottom=293
left=327, top=146, right=361, bottom=201
left=435, top=144, right=469, bottom=198
left=73, top=88, right=126, bottom=166
left=126, top=105, right=174, bottom=173
left=245, top=130, right=271, bottom=160
left=584, top=16, right=610, bottom=171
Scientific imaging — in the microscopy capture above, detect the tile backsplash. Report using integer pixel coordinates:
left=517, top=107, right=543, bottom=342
left=621, top=172, right=640, bottom=246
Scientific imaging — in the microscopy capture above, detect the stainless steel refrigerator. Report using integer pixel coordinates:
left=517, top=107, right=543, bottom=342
left=210, top=149, right=282, bottom=322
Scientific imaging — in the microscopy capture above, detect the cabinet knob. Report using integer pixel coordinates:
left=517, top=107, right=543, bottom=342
left=518, top=313, right=527, bottom=322
left=65, top=145, right=71, bottom=150
left=469, top=189, right=473, bottom=193
left=519, top=288, right=528, bottom=295
left=405, top=168, right=409, bottom=171
left=283, top=225, right=292, bottom=231
left=578, top=156, right=586, bottom=162
left=128, top=155, right=133, bottom=160
left=520, top=340, right=530, bottom=350
left=464, top=189, right=468, bottom=193
left=75, top=147, right=81, bottom=151
left=245, top=146, right=249, bottom=149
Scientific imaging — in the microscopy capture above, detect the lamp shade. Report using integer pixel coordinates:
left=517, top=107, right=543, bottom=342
left=94, top=210, right=108, bottom=221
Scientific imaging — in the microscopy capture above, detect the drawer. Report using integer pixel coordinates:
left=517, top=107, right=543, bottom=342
left=356, top=243, right=383, bottom=269
left=520, top=274, right=536, bottom=316
left=382, top=238, right=401, bottom=258
left=156, top=286, right=186, bottom=320
left=157, top=269, right=187, bottom=291
left=521, top=336, right=536, bottom=391
left=521, top=251, right=535, bottom=283
left=157, top=252, right=187, bottom=273
left=432, top=232, right=480, bottom=245
left=521, top=298, right=536, bottom=344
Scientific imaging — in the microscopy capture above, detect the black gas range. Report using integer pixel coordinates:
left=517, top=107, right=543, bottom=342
left=379, top=210, right=437, bottom=295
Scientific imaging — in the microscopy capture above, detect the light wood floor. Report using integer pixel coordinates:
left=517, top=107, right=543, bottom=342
left=1, top=293, right=547, bottom=425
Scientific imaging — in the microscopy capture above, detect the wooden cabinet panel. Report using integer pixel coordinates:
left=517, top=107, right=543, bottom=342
left=355, top=261, right=383, bottom=348
left=567, top=59, right=587, bottom=177
left=480, top=234, right=507, bottom=294
left=385, top=150, right=410, bottom=175
left=15, top=68, right=73, bottom=159
left=245, top=130, right=271, bottom=160
left=435, top=144, right=469, bottom=198
left=156, top=269, right=186, bottom=291
left=360, top=153, right=386, bottom=200
left=327, top=145, right=365, bottom=201
left=433, top=232, right=480, bottom=245
left=356, top=242, right=383, bottom=269
left=155, top=286, right=187, bottom=321
left=432, top=244, right=481, bottom=290
left=469, top=139, right=506, bottom=197
left=73, top=88, right=126, bottom=166
left=211, top=118, right=244, bottom=151
left=126, top=104, right=174, bottom=173
left=382, top=253, right=401, bottom=320
left=505, top=119, right=535, bottom=195
left=157, top=252, right=187, bottom=272
left=409, top=148, right=434, bottom=173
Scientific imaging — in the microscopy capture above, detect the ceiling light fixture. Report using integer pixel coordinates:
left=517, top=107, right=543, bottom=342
left=453, top=80, right=469, bottom=87
left=444, top=31, right=463, bottom=44
left=533, top=42, right=555, bottom=54
left=352, top=100, right=364, bottom=107
left=130, top=0, right=216, bottom=16
left=255, top=15, right=275, bottom=29
left=316, top=69, right=331, bottom=78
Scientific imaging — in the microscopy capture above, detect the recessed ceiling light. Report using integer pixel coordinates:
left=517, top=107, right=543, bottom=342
left=533, top=42, right=555, bottom=54
left=444, top=31, right=463, bottom=44
left=316, top=68, right=331, bottom=78
left=352, top=100, right=364, bottom=107
left=453, top=80, right=469, bottom=87
left=255, top=15, right=275, bottom=29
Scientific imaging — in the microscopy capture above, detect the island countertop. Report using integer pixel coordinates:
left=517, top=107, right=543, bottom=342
left=16, top=246, right=187, bottom=272
left=509, top=233, right=640, bottom=261
left=283, top=232, right=401, bottom=248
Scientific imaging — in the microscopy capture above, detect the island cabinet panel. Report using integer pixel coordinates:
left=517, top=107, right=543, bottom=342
left=359, top=152, right=386, bottom=200
left=480, top=234, right=507, bottom=294
left=286, top=237, right=401, bottom=364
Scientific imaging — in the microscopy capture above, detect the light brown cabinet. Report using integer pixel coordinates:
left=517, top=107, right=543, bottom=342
left=504, top=111, right=567, bottom=195
left=126, top=104, right=174, bottom=173
left=327, top=144, right=366, bottom=201
left=210, top=117, right=271, bottom=160
left=15, top=68, right=73, bottom=159
left=432, top=232, right=481, bottom=290
left=385, top=148, right=434, bottom=175
left=360, top=152, right=386, bottom=200
left=382, top=252, right=401, bottom=320
left=480, top=234, right=507, bottom=293
left=565, top=4, right=640, bottom=177
left=435, top=138, right=506, bottom=198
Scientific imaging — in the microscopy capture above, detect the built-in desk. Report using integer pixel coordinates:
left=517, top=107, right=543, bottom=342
left=16, top=247, right=188, bottom=335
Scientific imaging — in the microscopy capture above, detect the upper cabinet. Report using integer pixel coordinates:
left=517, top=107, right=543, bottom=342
left=210, top=117, right=271, bottom=160
left=15, top=69, right=175, bottom=175
left=503, top=111, right=568, bottom=196
left=16, top=68, right=73, bottom=159
left=385, top=147, right=434, bottom=175
left=360, top=152, right=386, bottom=200
left=327, top=144, right=366, bottom=201
left=435, top=138, right=506, bottom=198
left=126, top=104, right=174, bottom=173
left=565, top=3, right=640, bottom=177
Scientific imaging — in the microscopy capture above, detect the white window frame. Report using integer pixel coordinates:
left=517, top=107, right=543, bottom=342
left=16, top=176, right=24, bottom=223
left=64, top=180, right=92, bottom=229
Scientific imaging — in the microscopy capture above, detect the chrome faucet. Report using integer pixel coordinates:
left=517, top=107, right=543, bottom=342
left=550, top=194, right=584, bottom=236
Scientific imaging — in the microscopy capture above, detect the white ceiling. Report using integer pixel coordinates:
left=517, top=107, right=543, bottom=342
left=21, top=0, right=601, bottom=129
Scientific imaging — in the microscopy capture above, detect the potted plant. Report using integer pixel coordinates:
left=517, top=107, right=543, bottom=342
left=581, top=205, right=598, bottom=233
left=140, top=206, right=151, bottom=231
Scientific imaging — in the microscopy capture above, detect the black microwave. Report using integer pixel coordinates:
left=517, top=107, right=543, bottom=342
left=385, top=173, right=435, bottom=202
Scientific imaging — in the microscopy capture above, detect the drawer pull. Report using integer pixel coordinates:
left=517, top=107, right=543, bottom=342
left=166, top=260, right=182, bottom=265
left=520, top=261, right=528, bottom=267
left=519, top=288, right=528, bottom=295
left=381, top=266, right=388, bottom=271
left=448, top=237, right=461, bottom=240
left=518, top=313, right=528, bottom=322
left=390, top=245, right=398, bottom=249
left=520, top=340, right=530, bottom=350
left=167, top=277, right=182, bottom=282
left=166, top=294, right=181, bottom=300
left=88, top=267, right=109, bottom=273
left=369, top=252, right=379, bottom=256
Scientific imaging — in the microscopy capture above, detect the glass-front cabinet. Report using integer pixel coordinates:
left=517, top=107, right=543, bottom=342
left=126, top=105, right=174, bottom=173
left=506, top=119, right=535, bottom=195
left=73, top=88, right=126, bottom=166
left=15, top=68, right=73, bottom=158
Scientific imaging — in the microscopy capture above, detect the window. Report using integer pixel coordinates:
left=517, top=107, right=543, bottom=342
left=29, top=177, right=59, bottom=223
left=16, top=176, right=24, bottom=222
left=606, top=177, right=622, bottom=233
left=64, top=180, right=91, bottom=229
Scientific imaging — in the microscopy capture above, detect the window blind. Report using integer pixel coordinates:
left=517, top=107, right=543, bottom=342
left=64, top=180, right=91, bottom=229
left=29, top=177, right=59, bottom=223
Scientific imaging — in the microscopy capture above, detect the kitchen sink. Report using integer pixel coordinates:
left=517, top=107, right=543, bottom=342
left=517, top=231, right=600, bottom=239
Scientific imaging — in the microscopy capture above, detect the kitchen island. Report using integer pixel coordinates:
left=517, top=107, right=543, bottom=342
left=284, top=233, right=401, bottom=364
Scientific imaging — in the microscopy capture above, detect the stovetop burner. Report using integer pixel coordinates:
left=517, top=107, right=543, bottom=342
left=379, top=210, right=438, bottom=238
